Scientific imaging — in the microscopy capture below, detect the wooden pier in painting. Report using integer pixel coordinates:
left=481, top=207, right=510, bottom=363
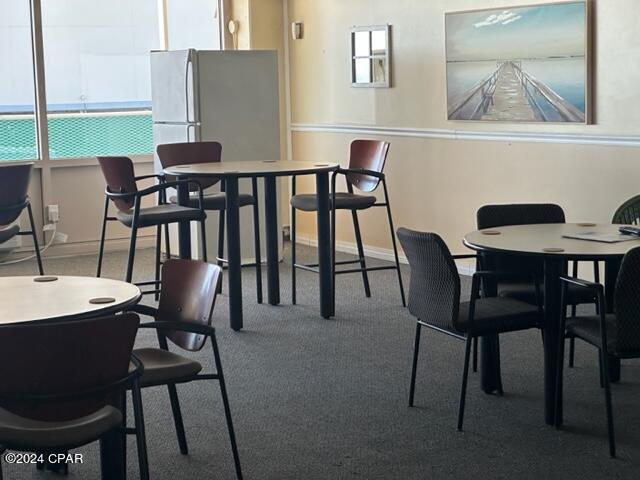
left=448, top=61, right=585, bottom=123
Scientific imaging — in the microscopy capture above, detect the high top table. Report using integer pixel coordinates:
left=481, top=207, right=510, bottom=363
left=463, top=223, right=640, bottom=426
left=0, top=275, right=141, bottom=479
left=164, top=160, right=340, bottom=330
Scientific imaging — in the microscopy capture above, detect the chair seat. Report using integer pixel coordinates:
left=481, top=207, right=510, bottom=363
left=290, top=192, right=377, bottom=211
left=0, top=405, right=121, bottom=449
left=566, top=314, right=618, bottom=354
left=499, top=281, right=596, bottom=306
left=456, top=297, right=541, bottom=335
left=169, top=193, right=254, bottom=210
left=132, top=348, right=202, bottom=387
left=0, top=224, right=20, bottom=244
left=116, top=204, right=205, bottom=228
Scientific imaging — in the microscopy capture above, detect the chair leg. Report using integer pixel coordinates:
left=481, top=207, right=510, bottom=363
left=96, top=195, right=109, bottom=277
left=408, top=323, right=422, bottom=407
left=555, top=318, right=567, bottom=429
left=167, top=384, right=189, bottom=455
left=457, top=336, right=473, bottom=431
left=252, top=178, right=263, bottom=304
left=568, top=337, right=576, bottom=368
left=154, top=225, right=162, bottom=301
left=472, top=337, right=478, bottom=373
left=351, top=209, right=371, bottom=298
left=164, top=223, right=171, bottom=259
left=211, top=334, right=243, bottom=480
left=217, top=209, right=225, bottom=294
left=131, top=381, right=150, bottom=480
left=125, top=201, right=141, bottom=283
left=600, top=349, right=616, bottom=457
left=383, top=180, right=406, bottom=307
left=26, top=202, right=44, bottom=275
left=200, top=219, right=208, bottom=263
left=291, top=205, right=297, bottom=305
left=569, top=304, right=577, bottom=368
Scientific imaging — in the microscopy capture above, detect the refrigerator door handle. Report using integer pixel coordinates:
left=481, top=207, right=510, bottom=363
left=185, top=49, right=192, bottom=124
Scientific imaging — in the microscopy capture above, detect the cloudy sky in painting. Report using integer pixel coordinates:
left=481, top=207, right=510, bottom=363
left=446, top=2, right=585, bottom=61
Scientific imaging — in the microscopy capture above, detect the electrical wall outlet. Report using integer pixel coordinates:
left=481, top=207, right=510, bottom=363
left=47, top=204, right=60, bottom=223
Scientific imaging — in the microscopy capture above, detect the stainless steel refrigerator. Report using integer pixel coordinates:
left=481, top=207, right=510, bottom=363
left=150, top=49, right=281, bottom=263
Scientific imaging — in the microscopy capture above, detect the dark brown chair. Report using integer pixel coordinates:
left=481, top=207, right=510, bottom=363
left=0, top=313, right=148, bottom=479
left=131, top=259, right=242, bottom=479
left=475, top=203, right=598, bottom=372
left=96, top=156, right=207, bottom=295
left=290, top=140, right=405, bottom=306
left=0, top=163, right=43, bottom=274
left=157, top=141, right=262, bottom=302
left=556, top=247, right=640, bottom=457
left=397, top=228, right=542, bottom=430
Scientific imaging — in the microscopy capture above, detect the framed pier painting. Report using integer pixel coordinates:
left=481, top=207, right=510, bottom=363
left=445, top=1, right=591, bottom=123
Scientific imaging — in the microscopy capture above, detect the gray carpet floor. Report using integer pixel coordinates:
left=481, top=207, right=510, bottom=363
left=0, top=243, right=639, bottom=479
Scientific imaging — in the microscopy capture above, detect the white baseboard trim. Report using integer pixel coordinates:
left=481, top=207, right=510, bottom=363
left=291, top=123, right=640, bottom=148
left=6, top=235, right=157, bottom=261
left=294, top=234, right=475, bottom=277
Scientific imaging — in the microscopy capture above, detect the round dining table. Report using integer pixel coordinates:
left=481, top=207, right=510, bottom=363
left=463, top=223, right=640, bottom=426
left=164, top=160, right=340, bottom=331
left=0, top=275, right=141, bottom=479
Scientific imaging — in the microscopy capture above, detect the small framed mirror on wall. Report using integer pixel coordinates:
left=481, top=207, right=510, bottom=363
left=350, top=25, right=391, bottom=88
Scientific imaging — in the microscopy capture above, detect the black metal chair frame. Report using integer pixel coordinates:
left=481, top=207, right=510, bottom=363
left=0, top=356, right=149, bottom=480
left=409, top=267, right=541, bottom=431
left=290, top=167, right=406, bottom=307
left=0, top=198, right=44, bottom=275
left=96, top=176, right=207, bottom=295
left=556, top=275, right=635, bottom=458
left=132, top=304, right=242, bottom=480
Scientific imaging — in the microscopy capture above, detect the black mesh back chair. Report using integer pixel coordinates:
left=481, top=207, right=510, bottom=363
left=96, top=156, right=207, bottom=297
left=131, top=259, right=242, bottom=479
left=157, top=141, right=262, bottom=302
left=290, top=140, right=405, bottom=307
left=0, top=313, right=148, bottom=479
left=397, top=228, right=542, bottom=430
left=566, top=196, right=640, bottom=368
left=556, top=247, right=640, bottom=457
left=0, top=163, right=43, bottom=274
left=476, top=204, right=598, bottom=371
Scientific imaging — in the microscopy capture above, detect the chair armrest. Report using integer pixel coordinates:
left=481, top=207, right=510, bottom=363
left=334, top=167, right=385, bottom=180
left=135, top=174, right=165, bottom=182
left=139, top=321, right=216, bottom=338
left=473, top=270, right=537, bottom=282
left=136, top=179, right=203, bottom=198
left=560, top=276, right=605, bottom=314
left=0, top=356, right=144, bottom=403
left=452, top=254, right=477, bottom=260
left=130, top=304, right=158, bottom=318
left=469, top=270, right=543, bottom=321
left=559, top=275, right=603, bottom=292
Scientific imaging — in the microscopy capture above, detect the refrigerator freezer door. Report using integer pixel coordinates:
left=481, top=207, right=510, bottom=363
left=150, top=49, right=199, bottom=123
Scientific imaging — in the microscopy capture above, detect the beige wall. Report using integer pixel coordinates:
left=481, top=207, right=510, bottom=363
left=15, top=158, right=156, bottom=259
left=286, top=0, right=640, bottom=254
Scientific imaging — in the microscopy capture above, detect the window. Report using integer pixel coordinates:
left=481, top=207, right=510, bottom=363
left=41, top=0, right=160, bottom=159
left=166, top=0, right=221, bottom=50
left=350, top=25, right=391, bottom=88
left=0, top=0, right=38, bottom=161
left=0, top=0, right=222, bottom=162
